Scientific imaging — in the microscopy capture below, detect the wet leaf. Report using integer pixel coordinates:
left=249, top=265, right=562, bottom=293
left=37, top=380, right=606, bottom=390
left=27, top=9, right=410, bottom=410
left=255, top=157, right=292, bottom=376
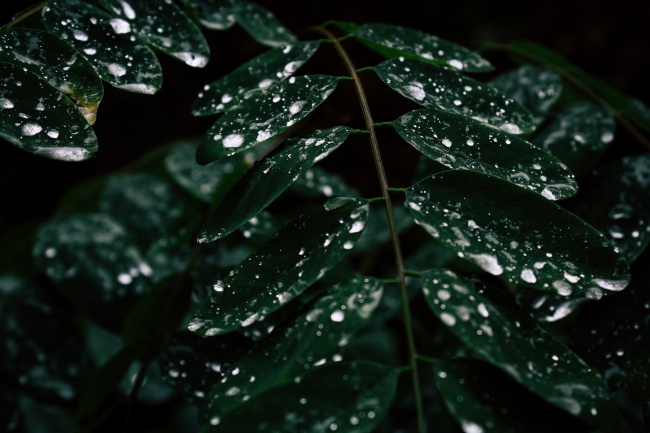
left=197, top=74, right=339, bottom=163
left=42, top=0, right=163, bottom=94
left=290, top=165, right=360, bottom=199
left=189, top=197, right=369, bottom=335
left=179, top=0, right=235, bottom=30
left=0, top=63, right=97, bottom=161
left=422, top=269, right=623, bottom=432
left=192, top=40, right=320, bottom=116
left=231, top=0, right=296, bottom=47
left=98, top=0, right=210, bottom=67
left=533, top=101, right=615, bottom=179
left=515, top=288, right=590, bottom=322
left=393, top=109, right=577, bottom=200
left=237, top=210, right=283, bottom=244
left=0, top=28, right=103, bottom=124
left=354, top=202, right=413, bottom=252
left=406, top=170, right=630, bottom=296
left=353, top=23, right=493, bottom=72
left=198, top=126, right=353, bottom=242
left=375, top=58, right=536, bottom=134
left=200, top=277, right=384, bottom=420
left=206, top=361, right=396, bottom=433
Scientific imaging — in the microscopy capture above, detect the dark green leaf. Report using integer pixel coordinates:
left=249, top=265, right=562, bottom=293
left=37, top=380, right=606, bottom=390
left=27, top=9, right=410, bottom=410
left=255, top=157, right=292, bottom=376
left=375, top=58, right=535, bottom=134
left=0, top=63, right=97, bottom=160
left=98, top=0, right=210, bottom=67
left=197, top=74, right=339, bottom=163
left=198, top=126, right=353, bottom=241
left=290, top=165, right=360, bottom=198
left=180, top=0, right=235, bottom=30
left=355, top=202, right=413, bottom=252
left=206, top=362, right=396, bottom=433
left=231, top=1, right=296, bottom=47
left=237, top=210, right=283, bottom=244
left=515, top=288, right=590, bottom=322
left=0, top=28, right=103, bottom=124
left=354, top=23, right=493, bottom=72
left=393, top=109, right=577, bottom=200
left=192, top=40, right=320, bottom=116
left=189, top=197, right=369, bottom=335
left=42, top=0, right=163, bottom=94
left=406, top=170, right=630, bottom=296
left=422, top=269, right=623, bottom=431
left=17, top=397, right=75, bottom=433
left=200, top=277, right=384, bottom=420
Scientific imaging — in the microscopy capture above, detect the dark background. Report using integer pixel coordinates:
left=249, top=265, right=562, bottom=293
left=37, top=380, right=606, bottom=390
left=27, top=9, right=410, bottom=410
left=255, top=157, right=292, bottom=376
left=1, top=0, right=649, bottom=234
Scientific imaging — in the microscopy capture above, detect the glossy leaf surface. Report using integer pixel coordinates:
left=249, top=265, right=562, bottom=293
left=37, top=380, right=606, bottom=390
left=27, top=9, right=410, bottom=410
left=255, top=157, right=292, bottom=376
left=375, top=58, right=535, bottom=134
left=291, top=165, right=360, bottom=198
left=42, top=0, right=163, bottom=94
left=231, top=1, right=296, bottom=47
left=179, top=0, right=235, bottom=30
left=393, top=109, right=577, bottom=200
left=190, top=197, right=369, bottom=335
left=422, top=269, right=622, bottom=431
left=0, top=63, right=98, bottom=161
left=200, top=277, right=384, bottom=420
left=98, top=0, right=210, bottom=67
left=353, top=23, right=492, bottom=72
left=199, top=126, right=353, bottom=242
left=197, top=74, right=339, bottom=162
left=0, top=28, right=103, bottom=124
left=406, top=170, right=630, bottom=296
left=206, top=362, right=396, bottom=433
left=192, top=41, right=320, bottom=115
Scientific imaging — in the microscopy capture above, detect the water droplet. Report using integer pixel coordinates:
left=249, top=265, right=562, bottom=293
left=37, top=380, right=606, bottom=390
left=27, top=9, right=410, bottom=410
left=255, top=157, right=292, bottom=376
left=440, top=312, right=456, bottom=326
left=330, top=310, right=345, bottom=322
left=22, top=123, right=42, bottom=136
left=223, top=134, right=244, bottom=148
left=120, top=0, right=136, bottom=19
left=109, top=18, right=131, bottom=34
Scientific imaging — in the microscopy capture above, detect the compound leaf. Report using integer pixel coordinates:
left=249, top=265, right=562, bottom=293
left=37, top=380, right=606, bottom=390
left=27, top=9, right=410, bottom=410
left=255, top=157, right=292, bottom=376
left=231, top=1, right=296, bottom=47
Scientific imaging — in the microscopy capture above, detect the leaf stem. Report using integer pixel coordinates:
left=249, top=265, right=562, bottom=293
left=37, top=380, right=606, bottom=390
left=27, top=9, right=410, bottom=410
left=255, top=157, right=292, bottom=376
left=374, top=121, right=393, bottom=128
left=388, top=187, right=407, bottom=193
left=313, top=25, right=427, bottom=433
left=416, top=354, right=438, bottom=365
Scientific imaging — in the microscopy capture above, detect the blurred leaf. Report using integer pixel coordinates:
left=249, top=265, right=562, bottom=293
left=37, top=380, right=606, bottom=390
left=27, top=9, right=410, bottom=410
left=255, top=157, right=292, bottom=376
left=198, top=126, right=353, bottom=242
left=98, top=0, right=210, bottom=67
left=353, top=23, right=493, bottom=72
left=231, top=0, right=296, bottom=47
left=422, top=269, right=623, bottom=431
left=197, top=74, right=339, bottom=163
left=290, top=165, right=360, bottom=198
left=0, top=63, right=97, bottom=160
left=375, top=58, right=536, bottom=134
left=406, top=170, right=630, bottom=296
left=42, top=0, right=163, bottom=94
left=192, top=41, right=320, bottom=116
left=354, top=202, right=413, bottom=253
left=393, top=109, right=577, bottom=200
left=206, top=361, right=396, bottom=433
left=180, top=0, right=235, bottom=30
left=17, top=397, right=75, bottom=433
left=189, top=197, right=369, bottom=335
left=0, top=28, right=103, bottom=124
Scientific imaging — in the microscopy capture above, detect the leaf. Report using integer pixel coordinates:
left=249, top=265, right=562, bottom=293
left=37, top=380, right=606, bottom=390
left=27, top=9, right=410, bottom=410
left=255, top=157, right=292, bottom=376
left=189, top=197, right=369, bottom=335
left=353, top=23, right=493, bottom=72
left=405, top=170, right=630, bottom=296
left=231, top=0, right=296, bottom=48
left=393, top=109, right=577, bottom=200
left=0, top=28, right=103, bottom=124
left=290, top=165, right=360, bottom=199
left=198, top=126, right=353, bottom=242
left=197, top=74, right=339, bottom=163
left=42, top=0, right=163, bottom=94
left=533, top=101, right=615, bottom=179
left=375, top=58, right=536, bottom=134
left=179, top=0, right=235, bottom=30
left=421, top=269, right=623, bottom=432
left=192, top=40, right=320, bottom=116
left=515, top=288, right=590, bottom=322
left=0, top=63, right=98, bottom=161
left=200, top=277, right=383, bottom=420
left=205, top=361, right=396, bottom=433
left=98, top=0, right=210, bottom=67
left=237, top=210, right=283, bottom=244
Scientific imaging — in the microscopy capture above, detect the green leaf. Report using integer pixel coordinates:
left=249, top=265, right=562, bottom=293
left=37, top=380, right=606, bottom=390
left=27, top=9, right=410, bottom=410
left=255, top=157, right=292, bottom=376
left=0, top=63, right=98, bottom=161
left=406, top=170, right=630, bottom=296
left=231, top=0, right=296, bottom=47
left=198, top=126, right=353, bottom=242
left=189, top=197, right=369, bottom=335
left=353, top=23, right=493, bottom=72
left=290, top=165, right=360, bottom=199
left=205, top=361, right=396, bottom=432
left=533, top=101, right=615, bottom=179
left=0, top=28, right=103, bottom=124
left=393, top=109, right=577, bottom=200
left=200, top=277, right=384, bottom=420
left=375, top=58, right=536, bottom=134
left=42, top=0, right=163, bottom=94
left=489, top=65, right=562, bottom=123
left=422, top=269, right=623, bottom=432
left=192, top=40, right=320, bottom=116
left=515, top=288, right=590, bottom=322
left=98, top=0, right=210, bottom=67
left=197, top=74, right=339, bottom=162
left=179, top=0, right=235, bottom=30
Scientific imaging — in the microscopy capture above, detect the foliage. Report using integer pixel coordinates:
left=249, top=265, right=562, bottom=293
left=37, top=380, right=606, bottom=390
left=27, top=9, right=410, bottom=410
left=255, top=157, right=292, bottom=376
left=1, top=1, right=649, bottom=432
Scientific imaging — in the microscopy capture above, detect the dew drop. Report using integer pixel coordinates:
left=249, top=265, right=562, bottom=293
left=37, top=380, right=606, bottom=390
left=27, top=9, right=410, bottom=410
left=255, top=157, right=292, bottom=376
left=330, top=310, right=345, bottom=322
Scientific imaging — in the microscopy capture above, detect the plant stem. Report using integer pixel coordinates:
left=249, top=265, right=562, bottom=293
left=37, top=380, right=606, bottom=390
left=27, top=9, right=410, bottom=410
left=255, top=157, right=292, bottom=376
left=313, top=25, right=427, bottom=433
